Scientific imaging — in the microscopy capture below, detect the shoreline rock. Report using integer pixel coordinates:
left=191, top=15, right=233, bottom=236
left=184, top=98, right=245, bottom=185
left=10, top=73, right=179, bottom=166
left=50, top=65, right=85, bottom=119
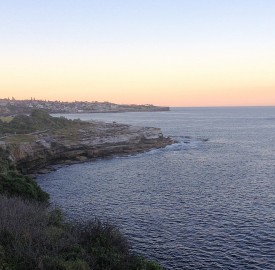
left=1, top=121, right=173, bottom=175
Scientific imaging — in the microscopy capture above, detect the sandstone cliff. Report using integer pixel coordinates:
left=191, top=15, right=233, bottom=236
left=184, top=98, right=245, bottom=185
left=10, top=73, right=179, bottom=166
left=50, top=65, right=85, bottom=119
left=0, top=121, right=173, bottom=174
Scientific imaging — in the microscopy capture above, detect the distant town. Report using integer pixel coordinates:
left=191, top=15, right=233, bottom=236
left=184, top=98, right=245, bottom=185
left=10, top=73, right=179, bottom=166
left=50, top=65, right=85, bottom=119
left=0, top=98, right=169, bottom=116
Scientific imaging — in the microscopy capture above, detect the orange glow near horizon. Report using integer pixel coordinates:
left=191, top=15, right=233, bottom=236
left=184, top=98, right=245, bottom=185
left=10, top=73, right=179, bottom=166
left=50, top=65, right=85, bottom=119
left=1, top=46, right=274, bottom=107
left=1, top=2, right=275, bottom=107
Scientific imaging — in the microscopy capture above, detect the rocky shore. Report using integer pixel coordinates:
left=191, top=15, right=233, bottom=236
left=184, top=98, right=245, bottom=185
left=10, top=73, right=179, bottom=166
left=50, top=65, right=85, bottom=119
left=0, top=110, right=169, bottom=269
left=1, top=120, right=173, bottom=175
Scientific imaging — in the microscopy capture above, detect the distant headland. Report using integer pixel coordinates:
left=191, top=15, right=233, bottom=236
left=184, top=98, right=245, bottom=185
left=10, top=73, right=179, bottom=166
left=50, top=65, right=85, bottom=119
left=0, top=98, right=169, bottom=116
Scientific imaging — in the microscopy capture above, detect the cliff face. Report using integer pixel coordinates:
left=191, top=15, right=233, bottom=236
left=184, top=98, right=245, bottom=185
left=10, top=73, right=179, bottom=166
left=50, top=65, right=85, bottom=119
left=1, top=121, right=173, bottom=174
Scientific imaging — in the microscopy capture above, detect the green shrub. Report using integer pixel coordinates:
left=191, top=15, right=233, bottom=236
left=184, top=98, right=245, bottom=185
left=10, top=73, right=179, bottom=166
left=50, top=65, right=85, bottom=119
left=78, top=219, right=129, bottom=269
left=48, top=208, right=65, bottom=227
left=39, top=257, right=90, bottom=270
left=128, top=256, right=164, bottom=270
left=0, top=109, right=83, bottom=136
left=0, top=148, right=49, bottom=202
left=0, top=172, right=49, bottom=202
left=0, top=244, right=9, bottom=270
left=0, top=195, right=164, bottom=270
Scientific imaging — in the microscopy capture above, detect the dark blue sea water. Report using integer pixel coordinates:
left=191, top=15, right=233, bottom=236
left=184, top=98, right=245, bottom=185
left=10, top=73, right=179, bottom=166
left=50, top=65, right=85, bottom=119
left=38, top=107, right=275, bottom=269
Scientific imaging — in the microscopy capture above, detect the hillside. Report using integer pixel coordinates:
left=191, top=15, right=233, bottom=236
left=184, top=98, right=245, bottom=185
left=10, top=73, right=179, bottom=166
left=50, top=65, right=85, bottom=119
left=0, top=99, right=169, bottom=116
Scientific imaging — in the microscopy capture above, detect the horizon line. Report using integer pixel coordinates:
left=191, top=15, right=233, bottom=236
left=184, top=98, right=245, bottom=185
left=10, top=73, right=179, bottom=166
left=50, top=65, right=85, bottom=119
left=1, top=97, right=274, bottom=108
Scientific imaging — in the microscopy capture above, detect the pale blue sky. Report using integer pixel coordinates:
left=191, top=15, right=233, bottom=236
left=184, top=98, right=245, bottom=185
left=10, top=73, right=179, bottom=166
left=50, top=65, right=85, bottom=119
left=1, top=1, right=274, bottom=49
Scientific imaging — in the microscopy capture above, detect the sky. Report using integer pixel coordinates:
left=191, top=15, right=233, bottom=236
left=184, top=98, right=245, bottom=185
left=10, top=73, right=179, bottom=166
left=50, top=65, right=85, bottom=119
left=0, top=0, right=275, bottom=107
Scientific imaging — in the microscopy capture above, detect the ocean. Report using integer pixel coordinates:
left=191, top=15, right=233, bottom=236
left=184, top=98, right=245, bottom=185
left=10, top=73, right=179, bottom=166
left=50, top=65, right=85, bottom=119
left=37, top=107, right=275, bottom=269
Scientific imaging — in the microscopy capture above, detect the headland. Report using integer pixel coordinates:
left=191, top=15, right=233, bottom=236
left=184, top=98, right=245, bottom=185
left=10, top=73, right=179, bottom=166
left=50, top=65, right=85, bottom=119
left=0, top=110, right=173, bottom=175
left=0, top=98, right=169, bottom=116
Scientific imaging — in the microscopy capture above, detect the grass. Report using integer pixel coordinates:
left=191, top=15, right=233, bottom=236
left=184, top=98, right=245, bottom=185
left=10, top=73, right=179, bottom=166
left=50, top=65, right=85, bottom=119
left=4, top=134, right=36, bottom=144
left=0, top=116, right=13, bottom=123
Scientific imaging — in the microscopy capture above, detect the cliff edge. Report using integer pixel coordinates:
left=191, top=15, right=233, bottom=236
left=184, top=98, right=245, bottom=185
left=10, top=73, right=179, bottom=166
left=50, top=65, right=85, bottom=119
left=0, top=110, right=173, bottom=174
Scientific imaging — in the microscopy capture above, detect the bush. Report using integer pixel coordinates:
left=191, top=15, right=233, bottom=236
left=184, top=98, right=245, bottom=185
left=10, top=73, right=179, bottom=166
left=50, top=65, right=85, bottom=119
left=0, top=195, right=78, bottom=269
left=0, top=195, right=163, bottom=270
left=77, top=219, right=130, bottom=269
left=39, top=256, right=90, bottom=270
left=0, top=148, right=49, bottom=202
left=0, top=109, right=87, bottom=136
left=0, top=172, right=49, bottom=202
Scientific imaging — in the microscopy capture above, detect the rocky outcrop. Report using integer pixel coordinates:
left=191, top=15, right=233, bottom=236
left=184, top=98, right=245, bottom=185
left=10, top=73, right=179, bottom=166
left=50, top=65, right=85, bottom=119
left=0, top=121, right=173, bottom=174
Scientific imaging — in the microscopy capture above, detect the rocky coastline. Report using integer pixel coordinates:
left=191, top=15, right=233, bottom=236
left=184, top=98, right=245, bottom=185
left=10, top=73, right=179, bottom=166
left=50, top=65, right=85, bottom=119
left=0, top=111, right=170, bottom=269
left=1, top=120, right=173, bottom=175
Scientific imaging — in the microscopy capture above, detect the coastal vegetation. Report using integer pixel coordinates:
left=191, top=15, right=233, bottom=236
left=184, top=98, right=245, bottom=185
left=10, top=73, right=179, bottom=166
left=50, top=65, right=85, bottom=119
left=0, top=195, right=162, bottom=270
left=0, top=110, right=164, bottom=269
left=0, top=117, right=12, bottom=123
left=0, top=109, right=86, bottom=136
left=0, top=148, right=49, bottom=202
